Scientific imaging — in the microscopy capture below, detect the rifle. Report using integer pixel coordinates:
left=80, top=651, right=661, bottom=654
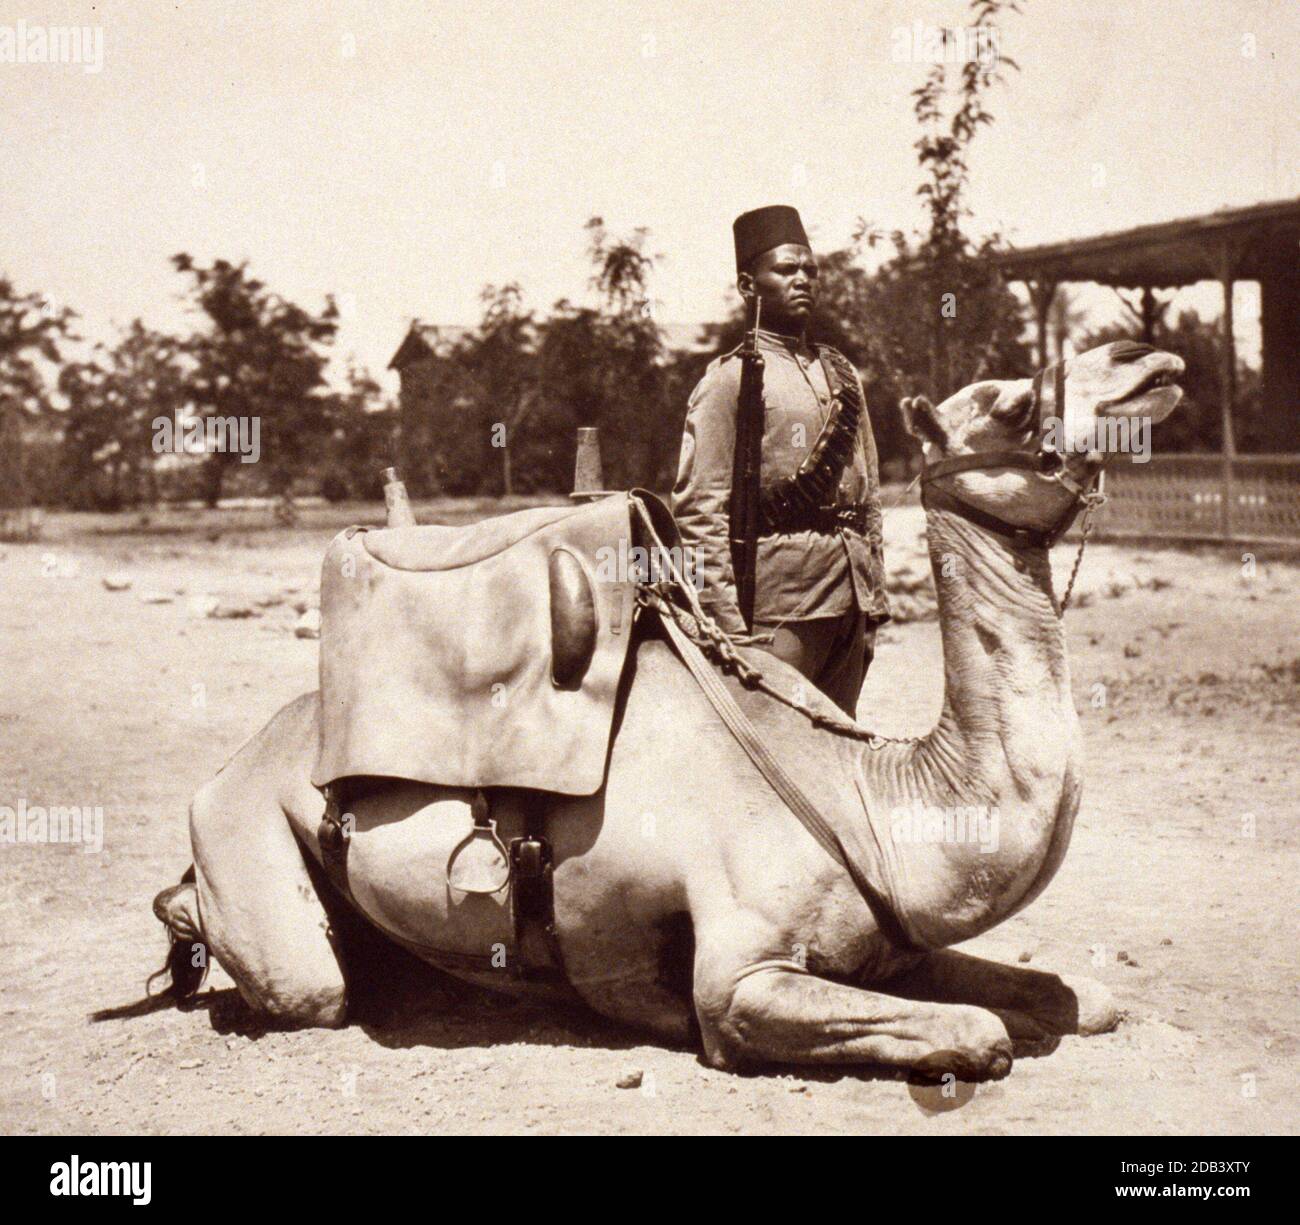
left=728, top=295, right=765, bottom=630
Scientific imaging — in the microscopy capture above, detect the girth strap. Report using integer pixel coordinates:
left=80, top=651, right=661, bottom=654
left=508, top=800, right=569, bottom=984
left=318, top=787, right=353, bottom=899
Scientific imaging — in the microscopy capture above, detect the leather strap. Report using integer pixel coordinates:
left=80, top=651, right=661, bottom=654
left=508, top=799, right=569, bottom=984
left=923, top=480, right=1062, bottom=550
left=655, top=605, right=919, bottom=952
left=923, top=449, right=1053, bottom=480
left=318, top=787, right=353, bottom=900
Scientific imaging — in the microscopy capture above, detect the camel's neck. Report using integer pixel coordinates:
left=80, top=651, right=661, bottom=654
left=861, top=506, right=1083, bottom=946
left=921, top=507, right=1074, bottom=787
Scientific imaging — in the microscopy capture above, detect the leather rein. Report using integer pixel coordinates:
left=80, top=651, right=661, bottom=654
left=919, top=361, right=1107, bottom=611
left=621, top=362, right=1111, bottom=947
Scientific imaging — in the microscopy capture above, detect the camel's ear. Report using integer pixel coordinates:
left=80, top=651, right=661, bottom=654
left=900, top=395, right=948, bottom=449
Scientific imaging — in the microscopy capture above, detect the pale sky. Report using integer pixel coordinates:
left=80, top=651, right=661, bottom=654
left=2, top=0, right=1296, bottom=391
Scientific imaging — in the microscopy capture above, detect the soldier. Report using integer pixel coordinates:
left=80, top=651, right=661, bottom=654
left=672, top=205, right=889, bottom=715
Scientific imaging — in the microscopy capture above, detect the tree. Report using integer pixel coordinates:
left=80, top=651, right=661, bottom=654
left=171, top=255, right=338, bottom=507
left=59, top=321, right=185, bottom=510
left=899, top=0, right=1028, bottom=401
left=0, top=276, right=74, bottom=528
left=1049, top=287, right=1088, bottom=364
left=321, top=364, right=393, bottom=502
left=460, top=284, right=536, bottom=495
left=397, top=330, right=477, bottom=497
left=534, top=218, right=676, bottom=491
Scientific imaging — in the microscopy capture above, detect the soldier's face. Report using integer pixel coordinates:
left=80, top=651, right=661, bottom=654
left=744, top=243, right=818, bottom=331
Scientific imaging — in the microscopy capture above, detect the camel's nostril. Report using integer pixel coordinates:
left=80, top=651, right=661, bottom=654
left=1111, top=341, right=1156, bottom=362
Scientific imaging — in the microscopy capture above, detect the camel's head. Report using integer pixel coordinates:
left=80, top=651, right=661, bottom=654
left=902, top=341, right=1184, bottom=536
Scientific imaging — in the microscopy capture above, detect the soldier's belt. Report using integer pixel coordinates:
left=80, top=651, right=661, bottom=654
left=759, top=499, right=868, bottom=536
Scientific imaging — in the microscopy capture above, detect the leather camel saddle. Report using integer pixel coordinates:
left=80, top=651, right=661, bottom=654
left=313, top=491, right=648, bottom=798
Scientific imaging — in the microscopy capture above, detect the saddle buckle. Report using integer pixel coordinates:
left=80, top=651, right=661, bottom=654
left=508, top=833, right=561, bottom=981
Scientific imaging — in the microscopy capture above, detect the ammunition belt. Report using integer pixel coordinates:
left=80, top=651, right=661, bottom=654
left=756, top=345, right=864, bottom=532
left=760, top=499, right=868, bottom=536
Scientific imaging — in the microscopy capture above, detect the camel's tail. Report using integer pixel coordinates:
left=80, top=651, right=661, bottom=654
left=147, top=865, right=210, bottom=1001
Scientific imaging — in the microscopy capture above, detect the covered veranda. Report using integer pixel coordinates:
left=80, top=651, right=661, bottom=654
left=995, top=197, right=1300, bottom=543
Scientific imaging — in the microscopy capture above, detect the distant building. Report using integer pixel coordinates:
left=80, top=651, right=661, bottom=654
left=388, top=323, right=474, bottom=494
left=387, top=318, right=712, bottom=495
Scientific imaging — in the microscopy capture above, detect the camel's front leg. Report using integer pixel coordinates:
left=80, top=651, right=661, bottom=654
left=693, top=953, right=1013, bottom=1079
left=878, top=949, right=1122, bottom=1039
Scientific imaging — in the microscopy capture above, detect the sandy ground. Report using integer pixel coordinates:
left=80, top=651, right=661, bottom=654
left=1, top=500, right=1296, bottom=1135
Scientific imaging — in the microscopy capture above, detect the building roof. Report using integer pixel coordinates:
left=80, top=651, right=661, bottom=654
left=388, top=323, right=473, bottom=370
left=389, top=319, right=710, bottom=371
left=994, top=197, right=1300, bottom=289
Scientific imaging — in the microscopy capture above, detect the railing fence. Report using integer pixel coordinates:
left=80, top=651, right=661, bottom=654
left=1070, top=453, right=1300, bottom=545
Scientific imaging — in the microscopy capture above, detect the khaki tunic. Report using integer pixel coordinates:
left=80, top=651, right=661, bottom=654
left=671, top=329, right=889, bottom=638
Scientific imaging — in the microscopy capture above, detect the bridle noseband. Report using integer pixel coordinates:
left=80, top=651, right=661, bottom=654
left=919, top=361, right=1106, bottom=551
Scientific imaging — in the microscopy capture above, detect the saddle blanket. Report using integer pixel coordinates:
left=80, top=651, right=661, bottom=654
left=313, top=492, right=642, bottom=796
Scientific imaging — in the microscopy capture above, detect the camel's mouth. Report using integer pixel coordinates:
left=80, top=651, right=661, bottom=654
left=1098, top=355, right=1185, bottom=421
left=1124, top=367, right=1177, bottom=397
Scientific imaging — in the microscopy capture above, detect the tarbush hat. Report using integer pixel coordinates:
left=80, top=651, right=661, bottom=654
left=733, top=205, right=810, bottom=271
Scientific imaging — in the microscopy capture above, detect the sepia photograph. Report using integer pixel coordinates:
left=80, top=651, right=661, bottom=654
left=1, top=0, right=1296, bottom=1170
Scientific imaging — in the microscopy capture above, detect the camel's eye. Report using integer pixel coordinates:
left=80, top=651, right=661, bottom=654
left=992, top=387, right=1036, bottom=427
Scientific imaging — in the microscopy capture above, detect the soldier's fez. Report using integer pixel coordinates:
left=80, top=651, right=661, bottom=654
left=733, top=205, right=810, bottom=272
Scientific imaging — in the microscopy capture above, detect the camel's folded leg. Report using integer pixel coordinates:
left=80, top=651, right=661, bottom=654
left=188, top=693, right=348, bottom=1027
left=876, top=948, right=1122, bottom=1039
left=693, top=955, right=1013, bottom=1079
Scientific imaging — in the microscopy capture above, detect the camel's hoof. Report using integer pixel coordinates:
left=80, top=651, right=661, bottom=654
left=915, top=1008, right=1014, bottom=1081
left=973, top=1036, right=1014, bottom=1081
left=913, top=1042, right=1012, bottom=1083
left=1061, top=974, right=1123, bottom=1035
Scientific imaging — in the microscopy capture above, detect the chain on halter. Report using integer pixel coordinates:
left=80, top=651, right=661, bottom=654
left=1054, top=481, right=1108, bottom=616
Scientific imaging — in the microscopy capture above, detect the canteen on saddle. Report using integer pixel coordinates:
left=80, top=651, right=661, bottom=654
left=313, top=491, right=674, bottom=798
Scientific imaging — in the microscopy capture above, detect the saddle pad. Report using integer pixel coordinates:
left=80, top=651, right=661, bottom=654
left=313, top=493, right=639, bottom=796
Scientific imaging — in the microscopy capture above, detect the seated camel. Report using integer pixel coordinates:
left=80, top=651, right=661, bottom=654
left=153, top=340, right=1183, bottom=1079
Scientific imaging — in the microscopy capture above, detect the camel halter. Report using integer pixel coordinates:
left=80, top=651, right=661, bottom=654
left=919, top=360, right=1107, bottom=613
